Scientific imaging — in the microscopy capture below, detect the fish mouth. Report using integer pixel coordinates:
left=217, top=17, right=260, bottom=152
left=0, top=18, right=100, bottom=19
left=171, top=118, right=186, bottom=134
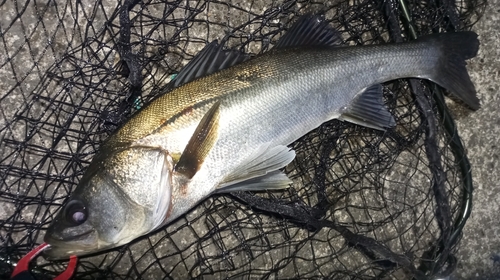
left=43, top=229, right=98, bottom=260
left=54, top=229, right=95, bottom=242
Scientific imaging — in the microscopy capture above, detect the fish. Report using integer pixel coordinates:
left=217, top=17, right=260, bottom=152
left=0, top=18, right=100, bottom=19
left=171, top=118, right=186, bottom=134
left=43, top=15, right=480, bottom=259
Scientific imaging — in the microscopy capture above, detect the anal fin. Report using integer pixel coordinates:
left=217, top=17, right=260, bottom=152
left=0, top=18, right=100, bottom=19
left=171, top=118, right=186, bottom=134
left=339, top=84, right=396, bottom=130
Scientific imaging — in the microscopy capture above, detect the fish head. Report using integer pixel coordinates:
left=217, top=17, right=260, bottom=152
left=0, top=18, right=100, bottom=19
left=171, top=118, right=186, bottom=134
left=44, top=146, right=175, bottom=259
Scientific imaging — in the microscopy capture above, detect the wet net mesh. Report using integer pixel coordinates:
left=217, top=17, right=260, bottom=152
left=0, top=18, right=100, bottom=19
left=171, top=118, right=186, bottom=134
left=0, top=0, right=486, bottom=279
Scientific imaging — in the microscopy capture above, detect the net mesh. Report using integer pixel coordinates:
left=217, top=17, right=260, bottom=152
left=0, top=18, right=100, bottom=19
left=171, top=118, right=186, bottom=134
left=0, top=0, right=486, bottom=279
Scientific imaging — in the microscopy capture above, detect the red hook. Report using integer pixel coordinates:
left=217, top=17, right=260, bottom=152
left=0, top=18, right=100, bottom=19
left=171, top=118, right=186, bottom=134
left=10, top=243, right=77, bottom=280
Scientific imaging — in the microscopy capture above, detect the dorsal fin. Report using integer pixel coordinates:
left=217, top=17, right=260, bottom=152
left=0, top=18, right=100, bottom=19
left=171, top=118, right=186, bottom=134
left=166, top=15, right=340, bottom=91
left=274, top=14, right=343, bottom=49
left=168, top=41, right=250, bottom=89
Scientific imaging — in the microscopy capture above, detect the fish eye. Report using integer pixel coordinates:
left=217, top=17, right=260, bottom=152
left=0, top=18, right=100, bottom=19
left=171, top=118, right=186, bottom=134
left=63, top=200, right=88, bottom=226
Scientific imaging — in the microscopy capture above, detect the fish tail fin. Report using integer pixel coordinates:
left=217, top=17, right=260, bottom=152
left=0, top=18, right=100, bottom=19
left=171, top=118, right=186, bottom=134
left=418, top=31, right=480, bottom=109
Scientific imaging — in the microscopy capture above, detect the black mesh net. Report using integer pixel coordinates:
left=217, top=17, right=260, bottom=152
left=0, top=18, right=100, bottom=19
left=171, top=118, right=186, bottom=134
left=0, top=0, right=486, bottom=279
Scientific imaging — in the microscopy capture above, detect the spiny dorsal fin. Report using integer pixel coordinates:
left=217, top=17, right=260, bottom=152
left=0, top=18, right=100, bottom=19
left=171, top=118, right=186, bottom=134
left=174, top=101, right=221, bottom=179
left=339, top=84, right=396, bottom=130
left=168, top=41, right=249, bottom=90
left=275, top=14, right=343, bottom=49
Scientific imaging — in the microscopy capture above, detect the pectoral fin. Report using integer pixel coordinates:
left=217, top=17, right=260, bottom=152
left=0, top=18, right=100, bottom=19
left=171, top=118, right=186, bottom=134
left=217, top=143, right=295, bottom=192
left=339, top=84, right=396, bottom=130
left=174, top=101, right=221, bottom=179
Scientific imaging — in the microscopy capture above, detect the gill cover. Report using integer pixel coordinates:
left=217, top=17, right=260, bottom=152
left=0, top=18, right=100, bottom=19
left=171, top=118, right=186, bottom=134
left=103, top=146, right=174, bottom=231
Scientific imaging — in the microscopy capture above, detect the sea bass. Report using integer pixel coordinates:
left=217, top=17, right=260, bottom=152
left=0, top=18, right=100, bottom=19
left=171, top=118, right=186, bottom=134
left=43, top=15, right=479, bottom=259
